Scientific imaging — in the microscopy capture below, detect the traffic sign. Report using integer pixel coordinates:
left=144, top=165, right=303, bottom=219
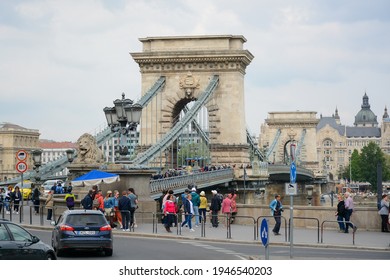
left=16, top=150, right=28, bottom=162
left=290, top=161, right=296, bottom=183
left=286, top=183, right=297, bottom=195
left=260, top=218, right=269, bottom=246
left=16, top=161, right=28, bottom=173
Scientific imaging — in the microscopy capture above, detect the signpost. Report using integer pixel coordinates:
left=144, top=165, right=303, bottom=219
left=289, top=142, right=296, bottom=259
left=15, top=150, right=28, bottom=189
left=16, top=161, right=28, bottom=173
left=260, top=218, right=269, bottom=260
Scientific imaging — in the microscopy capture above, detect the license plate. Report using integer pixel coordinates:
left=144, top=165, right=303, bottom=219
left=77, top=231, right=96, bottom=235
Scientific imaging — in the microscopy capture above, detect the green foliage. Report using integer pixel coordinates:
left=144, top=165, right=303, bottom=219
left=350, top=142, right=390, bottom=192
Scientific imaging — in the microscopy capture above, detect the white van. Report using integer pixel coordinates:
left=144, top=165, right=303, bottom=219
left=42, top=180, right=63, bottom=195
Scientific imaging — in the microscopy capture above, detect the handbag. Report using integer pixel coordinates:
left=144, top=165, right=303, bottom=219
left=104, top=208, right=114, bottom=217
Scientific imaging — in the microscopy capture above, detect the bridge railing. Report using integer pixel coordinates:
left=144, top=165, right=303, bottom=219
left=149, top=168, right=234, bottom=197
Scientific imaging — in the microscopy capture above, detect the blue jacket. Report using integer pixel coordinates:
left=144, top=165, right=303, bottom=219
left=269, top=199, right=283, bottom=216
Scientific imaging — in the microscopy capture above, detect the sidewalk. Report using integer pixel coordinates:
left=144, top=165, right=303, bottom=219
left=3, top=204, right=390, bottom=251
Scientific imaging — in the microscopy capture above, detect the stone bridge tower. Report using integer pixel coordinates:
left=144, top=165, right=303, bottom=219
left=131, top=35, right=254, bottom=167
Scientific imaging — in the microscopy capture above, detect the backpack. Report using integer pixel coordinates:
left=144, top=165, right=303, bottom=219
left=92, top=197, right=100, bottom=209
left=66, top=196, right=75, bottom=207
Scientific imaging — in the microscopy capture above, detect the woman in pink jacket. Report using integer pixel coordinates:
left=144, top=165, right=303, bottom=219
left=221, top=194, right=232, bottom=227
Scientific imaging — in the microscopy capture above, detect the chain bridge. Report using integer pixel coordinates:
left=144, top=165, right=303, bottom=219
left=2, top=35, right=316, bottom=197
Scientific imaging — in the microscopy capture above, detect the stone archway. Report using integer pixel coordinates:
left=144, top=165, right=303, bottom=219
left=131, top=35, right=254, bottom=167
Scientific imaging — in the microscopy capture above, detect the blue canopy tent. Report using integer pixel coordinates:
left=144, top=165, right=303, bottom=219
left=71, top=170, right=120, bottom=187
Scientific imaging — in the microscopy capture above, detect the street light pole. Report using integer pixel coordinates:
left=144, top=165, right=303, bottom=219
left=103, top=93, right=142, bottom=163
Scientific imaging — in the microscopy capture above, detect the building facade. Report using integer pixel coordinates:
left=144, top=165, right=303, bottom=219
left=39, top=140, right=77, bottom=177
left=0, top=122, right=40, bottom=181
left=260, top=94, right=390, bottom=181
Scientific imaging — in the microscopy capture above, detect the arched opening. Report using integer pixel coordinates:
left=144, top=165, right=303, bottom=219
left=163, top=99, right=210, bottom=171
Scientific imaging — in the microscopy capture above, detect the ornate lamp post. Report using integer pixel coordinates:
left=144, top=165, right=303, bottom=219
left=31, top=149, right=43, bottom=183
left=66, top=149, right=75, bottom=163
left=103, top=93, right=142, bottom=163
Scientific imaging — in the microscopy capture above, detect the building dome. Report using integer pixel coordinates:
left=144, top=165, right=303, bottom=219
left=354, top=93, right=378, bottom=127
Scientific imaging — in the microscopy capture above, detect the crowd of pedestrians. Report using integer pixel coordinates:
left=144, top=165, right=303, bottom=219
left=157, top=185, right=239, bottom=232
left=80, top=186, right=138, bottom=231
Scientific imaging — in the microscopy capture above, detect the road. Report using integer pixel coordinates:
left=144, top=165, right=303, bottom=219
left=29, top=229, right=389, bottom=260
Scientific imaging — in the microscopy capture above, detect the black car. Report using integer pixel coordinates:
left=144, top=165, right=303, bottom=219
left=51, top=209, right=113, bottom=257
left=0, top=218, right=57, bottom=260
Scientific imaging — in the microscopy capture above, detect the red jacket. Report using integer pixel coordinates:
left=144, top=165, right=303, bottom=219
left=164, top=200, right=176, bottom=214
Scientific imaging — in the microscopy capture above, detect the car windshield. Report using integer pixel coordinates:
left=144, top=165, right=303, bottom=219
left=66, top=214, right=106, bottom=226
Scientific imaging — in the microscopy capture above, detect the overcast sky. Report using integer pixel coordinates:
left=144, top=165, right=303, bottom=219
left=1, top=0, right=389, bottom=142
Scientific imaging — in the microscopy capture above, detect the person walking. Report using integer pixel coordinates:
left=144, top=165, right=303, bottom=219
left=113, top=190, right=122, bottom=229
left=45, top=190, right=54, bottom=221
left=269, top=194, right=283, bottom=235
left=93, top=189, right=104, bottom=213
left=127, top=188, right=138, bottom=228
left=229, top=191, right=238, bottom=224
left=378, top=194, right=389, bottom=232
left=181, top=193, right=194, bottom=232
left=118, top=191, right=131, bottom=232
left=163, top=194, right=176, bottom=232
left=104, top=190, right=115, bottom=227
left=64, top=190, right=76, bottom=210
left=335, top=194, right=346, bottom=232
left=32, top=185, right=41, bottom=214
left=198, top=191, right=208, bottom=224
left=11, top=186, right=22, bottom=214
left=221, top=194, right=232, bottom=227
left=210, top=190, right=221, bottom=228
left=81, top=190, right=93, bottom=210
left=190, top=187, right=200, bottom=227
left=344, top=192, right=357, bottom=233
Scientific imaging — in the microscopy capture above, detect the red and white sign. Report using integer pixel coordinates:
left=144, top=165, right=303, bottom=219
left=16, top=161, right=28, bottom=173
left=16, top=150, right=28, bottom=162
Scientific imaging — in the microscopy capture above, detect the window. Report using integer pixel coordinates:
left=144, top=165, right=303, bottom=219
left=323, top=140, right=332, bottom=147
left=6, top=224, right=33, bottom=242
left=0, top=224, right=11, bottom=241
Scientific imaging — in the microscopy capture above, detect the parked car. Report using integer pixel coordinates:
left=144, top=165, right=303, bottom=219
left=0, top=218, right=57, bottom=260
left=51, top=209, right=113, bottom=257
left=42, top=180, right=63, bottom=195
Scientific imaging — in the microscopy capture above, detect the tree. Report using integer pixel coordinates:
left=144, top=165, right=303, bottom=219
left=359, top=142, right=390, bottom=192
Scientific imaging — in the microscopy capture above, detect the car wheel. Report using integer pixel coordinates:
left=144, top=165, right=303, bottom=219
left=45, top=253, right=56, bottom=260
left=104, top=248, right=113, bottom=257
left=56, top=248, right=64, bottom=257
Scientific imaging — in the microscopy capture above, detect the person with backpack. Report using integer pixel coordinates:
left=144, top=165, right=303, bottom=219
left=55, top=182, right=64, bottom=194
left=93, top=189, right=104, bottom=212
left=64, top=190, right=76, bottom=210
left=81, top=190, right=93, bottom=210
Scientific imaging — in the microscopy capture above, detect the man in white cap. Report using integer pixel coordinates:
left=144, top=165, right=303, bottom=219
left=210, top=190, right=221, bottom=227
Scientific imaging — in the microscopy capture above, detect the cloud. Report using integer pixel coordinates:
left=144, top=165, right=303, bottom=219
left=0, top=0, right=389, bottom=142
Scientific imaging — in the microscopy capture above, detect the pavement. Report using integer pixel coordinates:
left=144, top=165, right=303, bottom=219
left=2, top=204, right=390, bottom=252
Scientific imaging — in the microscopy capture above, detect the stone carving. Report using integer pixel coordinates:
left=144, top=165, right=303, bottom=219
left=179, top=71, right=200, bottom=99
left=73, top=133, right=104, bottom=164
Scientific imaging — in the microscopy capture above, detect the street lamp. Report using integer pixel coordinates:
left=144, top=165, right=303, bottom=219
left=103, top=93, right=142, bottom=162
left=305, top=185, right=314, bottom=206
left=31, top=149, right=43, bottom=182
left=66, top=149, right=75, bottom=163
